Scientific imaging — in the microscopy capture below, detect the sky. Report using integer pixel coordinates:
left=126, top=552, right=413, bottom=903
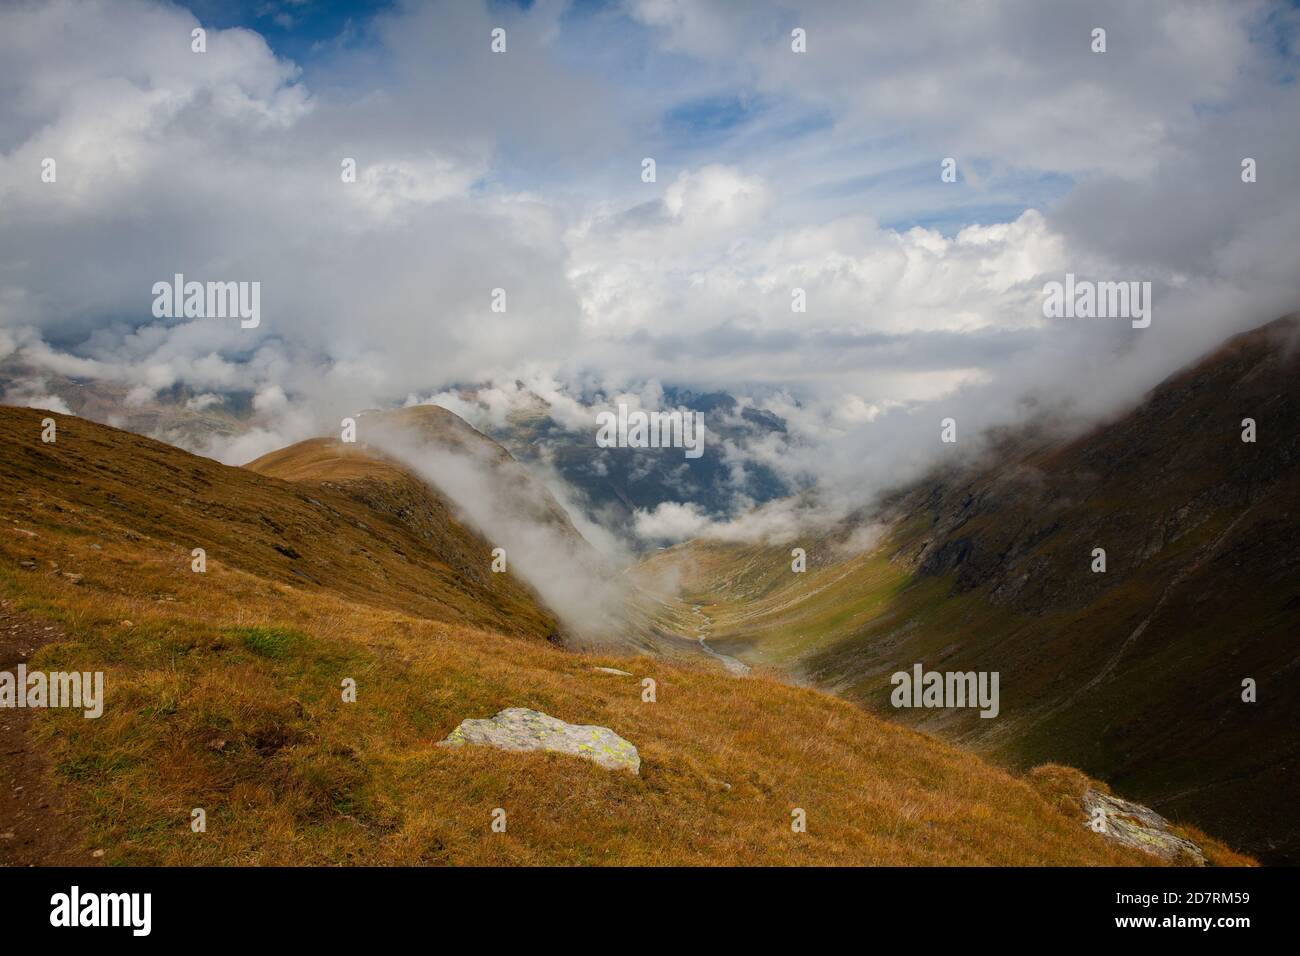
left=1, top=0, right=1298, bottom=542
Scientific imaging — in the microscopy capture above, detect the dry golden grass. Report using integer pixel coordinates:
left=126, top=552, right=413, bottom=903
left=0, top=407, right=556, bottom=640
left=0, top=406, right=1248, bottom=866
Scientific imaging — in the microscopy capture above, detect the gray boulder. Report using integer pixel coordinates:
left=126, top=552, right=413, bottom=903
left=1082, top=788, right=1207, bottom=865
left=439, top=707, right=640, bottom=774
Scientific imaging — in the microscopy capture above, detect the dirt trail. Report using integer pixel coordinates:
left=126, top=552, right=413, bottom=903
left=0, top=598, right=100, bottom=867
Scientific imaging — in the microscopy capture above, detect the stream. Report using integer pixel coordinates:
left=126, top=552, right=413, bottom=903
left=690, top=604, right=751, bottom=676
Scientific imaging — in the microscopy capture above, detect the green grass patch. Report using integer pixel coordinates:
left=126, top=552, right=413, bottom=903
left=232, top=625, right=306, bottom=659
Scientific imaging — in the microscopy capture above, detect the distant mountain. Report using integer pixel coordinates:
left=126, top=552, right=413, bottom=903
left=637, top=314, right=1300, bottom=864
left=461, top=386, right=791, bottom=542
left=0, top=354, right=253, bottom=453
left=0, top=355, right=794, bottom=548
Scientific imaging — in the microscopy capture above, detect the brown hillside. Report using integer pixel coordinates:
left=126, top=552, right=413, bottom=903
left=0, top=406, right=556, bottom=640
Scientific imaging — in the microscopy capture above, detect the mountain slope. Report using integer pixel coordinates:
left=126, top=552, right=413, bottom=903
left=638, top=314, right=1300, bottom=863
left=321, top=405, right=683, bottom=653
left=0, top=405, right=557, bottom=639
left=351, top=405, right=587, bottom=538
left=0, top=404, right=1245, bottom=866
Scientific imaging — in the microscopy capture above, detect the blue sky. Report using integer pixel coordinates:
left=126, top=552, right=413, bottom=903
left=186, top=0, right=392, bottom=62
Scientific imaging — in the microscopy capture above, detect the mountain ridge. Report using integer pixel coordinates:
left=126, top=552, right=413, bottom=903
left=637, top=313, right=1300, bottom=863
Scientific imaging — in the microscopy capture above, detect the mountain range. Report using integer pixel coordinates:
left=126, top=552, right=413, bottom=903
left=3, top=315, right=1296, bottom=865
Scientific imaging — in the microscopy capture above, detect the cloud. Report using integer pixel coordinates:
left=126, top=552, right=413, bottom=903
left=633, top=501, right=710, bottom=542
left=363, top=414, right=636, bottom=644
left=1, top=377, right=74, bottom=415
left=0, top=0, right=1295, bottom=548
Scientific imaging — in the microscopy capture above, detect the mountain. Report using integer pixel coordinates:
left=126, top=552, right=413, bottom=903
left=0, top=405, right=557, bottom=639
left=0, top=353, right=793, bottom=549
left=0, top=354, right=254, bottom=453
left=245, top=404, right=593, bottom=639
left=255, top=405, right=686, bottom=654
left=0, top=404, right=1247, bottom=866
left=636, top=314, right=1300, bottom=863
left=451, top=386, right=791, bottom=541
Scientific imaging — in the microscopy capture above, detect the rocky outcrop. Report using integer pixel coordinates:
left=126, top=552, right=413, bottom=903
left=1083, top=788, right=1207, bottom=865
left=439, top=707, right=641, bottom=774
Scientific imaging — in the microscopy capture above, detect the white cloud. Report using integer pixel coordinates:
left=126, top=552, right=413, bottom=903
left=1, top=377, right=73, bottom=415
left=633, top=501, right=712, bottom=542
left=0, top=0, right=1295, bottom=548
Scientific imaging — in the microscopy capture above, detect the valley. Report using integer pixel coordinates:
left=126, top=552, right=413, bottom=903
left=636, top=315, right=1300, bottom=864
left=0, top=397, right=1252, bottom=867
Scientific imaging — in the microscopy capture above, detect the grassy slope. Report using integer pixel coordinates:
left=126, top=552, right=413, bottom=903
left=243, top=435, right=562, bottom=639
left=0, top=406, right=557, bottom=639
left=0, top=405, right=1227, bottom=866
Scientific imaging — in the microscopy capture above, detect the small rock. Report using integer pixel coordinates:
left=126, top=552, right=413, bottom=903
left=91, top=849, right=104, bottom=858
left=592, top=666, right=633, bottom=677
left=19, top=560, right=36, bottom=570
left=439, top=707, right=640, bottom=774
left=61, top=572, right=84, bottom=585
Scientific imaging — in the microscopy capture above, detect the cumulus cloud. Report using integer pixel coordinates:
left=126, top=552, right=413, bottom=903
left=633, top=501, right=712, bottom=542
left=0, top=0, right=1296, bottom=549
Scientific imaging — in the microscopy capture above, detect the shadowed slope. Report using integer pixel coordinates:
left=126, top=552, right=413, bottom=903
left=638, top=314, right=1300, bottom=863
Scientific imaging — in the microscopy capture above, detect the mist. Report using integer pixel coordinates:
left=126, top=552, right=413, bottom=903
left=360, top=414, right=639, bottom=647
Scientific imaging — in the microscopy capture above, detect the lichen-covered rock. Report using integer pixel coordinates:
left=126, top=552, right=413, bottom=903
left=439, top=707, right=640, bottom=774
left=1082, top=788, right=1207, bottom=865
